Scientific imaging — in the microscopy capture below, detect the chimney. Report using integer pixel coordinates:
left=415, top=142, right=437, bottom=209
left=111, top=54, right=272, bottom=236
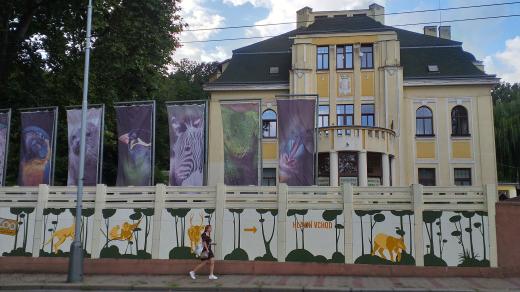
left=368, top=3, right=385, bottom=24
left=297, top=7, right=313, bottom=28
left=423, top=26, right=437, bottom=37
left=473, top=60, right=485, bottom=72
left=439, top=26, right=451, bottom=40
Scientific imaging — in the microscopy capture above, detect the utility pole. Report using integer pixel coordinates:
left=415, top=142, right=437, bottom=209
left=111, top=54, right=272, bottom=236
left=68, top=0, right=93, bottom=283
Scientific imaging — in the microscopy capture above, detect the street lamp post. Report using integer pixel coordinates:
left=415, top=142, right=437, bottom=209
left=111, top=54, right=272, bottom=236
left=67, top=0, right=93, bottom=283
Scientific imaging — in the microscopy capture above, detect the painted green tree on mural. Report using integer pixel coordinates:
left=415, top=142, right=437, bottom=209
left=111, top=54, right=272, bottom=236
left=449, top=212, right=489, bottom=267
left=167, top=208, right=194, bottom=259
left=225, top=209, right=249, bottom=260
left=255, top=209, right=277, bottom=261
left=3, top=208, right=34, bottom=256
left=322, top=209, right=344, bottom=263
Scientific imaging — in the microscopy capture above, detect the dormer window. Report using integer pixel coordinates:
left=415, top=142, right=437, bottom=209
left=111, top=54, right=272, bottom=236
left=269, top=66, right=279, bottom=74
left=427, top=65, right=439, bottom=72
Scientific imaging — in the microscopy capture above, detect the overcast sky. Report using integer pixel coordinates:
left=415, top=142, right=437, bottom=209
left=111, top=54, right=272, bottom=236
left=175, top=0, right=520, bottom=83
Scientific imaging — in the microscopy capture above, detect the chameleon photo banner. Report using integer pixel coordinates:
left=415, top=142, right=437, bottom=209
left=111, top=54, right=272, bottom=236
left=277, top=98, right=316, bottom=186
left=18, top=107, right=58, bottom=186
left=66, top=106, right=104, bottom=186
left=221, top=101, right=260, bottom=186
left=115, top=102, right=155, bottom=186
left=0, top=110, right=11, bottom=186
left=167, top=102, right=206, bottom=186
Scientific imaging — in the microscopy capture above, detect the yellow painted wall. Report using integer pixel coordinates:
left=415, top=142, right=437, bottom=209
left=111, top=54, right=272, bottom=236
left=361, top=71, right=374, bottom=96
left=262, top=142, right=277, bottom=160
left=416, top=141, right=436, bottom=159
left=317, top=72, right=329, bottom=97
left=452, top=140, right=472, bottom=159
left=311, top=35, right=379, bottom=45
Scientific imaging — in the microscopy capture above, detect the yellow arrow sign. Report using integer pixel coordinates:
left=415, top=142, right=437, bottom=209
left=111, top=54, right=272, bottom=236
left=244, top=226, right=257, bottom=233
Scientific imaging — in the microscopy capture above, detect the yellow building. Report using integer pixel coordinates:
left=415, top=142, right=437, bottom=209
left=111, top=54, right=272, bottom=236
left=205, top=4, right=498, bottom=187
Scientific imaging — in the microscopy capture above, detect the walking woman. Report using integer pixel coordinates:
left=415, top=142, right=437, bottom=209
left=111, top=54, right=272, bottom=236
left=189, top=225, right=218, bottom=280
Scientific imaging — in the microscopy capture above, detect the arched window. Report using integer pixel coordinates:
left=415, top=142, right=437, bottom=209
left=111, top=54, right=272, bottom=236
left=262, top=109, right=277, bottom=138
left=451, top=106, right=469, bottom=136
left=416, top=106, right=434, bottom=136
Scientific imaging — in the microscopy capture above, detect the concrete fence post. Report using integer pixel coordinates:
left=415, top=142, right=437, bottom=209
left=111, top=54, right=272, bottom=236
left=343, top=183, right=354, bottom=264
left=486, top=184, right=498, bottom=267
left=32, top=184, right=49, bottom=257
left=277, top=183, right=288, bottom=262
left=214, top=183, right=226, bottom=260
left=90, top=184, right=107, bottom=259
left=151, top=183, right=166, bottom=259
left=412, top=184, right=424, bottom=266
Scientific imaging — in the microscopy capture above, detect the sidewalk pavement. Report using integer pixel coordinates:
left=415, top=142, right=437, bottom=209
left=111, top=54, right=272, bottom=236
left=1, top=273, right=520, bottom=291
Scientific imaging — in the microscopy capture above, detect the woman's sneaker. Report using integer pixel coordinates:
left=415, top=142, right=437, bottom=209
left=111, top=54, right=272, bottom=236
left=209, top=274, right=218, bottom=280
left=189, top=271, right=196, bottom=279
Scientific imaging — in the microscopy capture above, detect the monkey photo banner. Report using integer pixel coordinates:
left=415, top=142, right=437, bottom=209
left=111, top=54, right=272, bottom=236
left=0, top=109, right=11, bottom=186
left=221, top=101, right=261, bottom=186
left=18, top=107, right=58, bottom=186
left=114, top=102, right=155, bottom=186
left=66, top=106, right=104, bottom=186
left=277, top=98, right=317, bottom=186
left=167, top=101, right=206, bottom=186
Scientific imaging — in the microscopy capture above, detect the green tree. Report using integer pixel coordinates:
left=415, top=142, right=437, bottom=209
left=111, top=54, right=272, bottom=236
left=492, top=83, right=520, bottom=183
left=0, top=0, right=185, bottom=186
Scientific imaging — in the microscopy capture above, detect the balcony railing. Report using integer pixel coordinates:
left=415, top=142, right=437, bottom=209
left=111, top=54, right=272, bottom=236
left=318, top=126, right=396, bottom=154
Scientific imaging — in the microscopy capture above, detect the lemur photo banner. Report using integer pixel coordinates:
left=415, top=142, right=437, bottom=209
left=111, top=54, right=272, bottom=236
left=221, top=101, right=260, bottom=186
left=167, top=102, right=206, bottom=186
left=18, top=108, right=58, bottom=186
left=66, top=106, right=104, bottom=186
left=0, top=110, right=11, bottom=186
left=277, top=98, right=316, bottom=186
left=115, top=102, right=155, bottom=186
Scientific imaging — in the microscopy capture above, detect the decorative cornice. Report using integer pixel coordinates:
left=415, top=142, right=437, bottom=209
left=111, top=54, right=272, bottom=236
left=404, top=77, right=500, bottom=86
left=204, top=83, right=290, bottom=91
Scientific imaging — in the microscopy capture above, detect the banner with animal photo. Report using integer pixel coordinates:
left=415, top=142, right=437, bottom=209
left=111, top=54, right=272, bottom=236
left=0, top=110, right=11, bottom=186
left=277, top=98, right=316, bottom=186
left=66, top=106, right=104, bottom=186
left=167, top=102, right=206, bottom=186
left=18, top=108, right=58, bottom=186
left=221, top=101, right=260, bottom=186
left=115, top=102, right=155, bottom=186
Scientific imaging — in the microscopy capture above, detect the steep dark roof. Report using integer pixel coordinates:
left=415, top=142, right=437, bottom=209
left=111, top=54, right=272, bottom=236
left=209, top=15, right=490, bottom=86
left=401, top=47, right=484, bottom=78
left=295, top=15, right=392, bottom=35
left=212, top=53, right=291, bottom=84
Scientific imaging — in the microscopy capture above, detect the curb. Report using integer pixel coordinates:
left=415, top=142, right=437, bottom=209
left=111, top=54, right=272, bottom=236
left=0, top=284, right=477, bottom=292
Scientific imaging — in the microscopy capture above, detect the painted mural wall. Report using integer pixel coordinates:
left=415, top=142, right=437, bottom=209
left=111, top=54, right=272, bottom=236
left=0, top=206, right=491, bottom=268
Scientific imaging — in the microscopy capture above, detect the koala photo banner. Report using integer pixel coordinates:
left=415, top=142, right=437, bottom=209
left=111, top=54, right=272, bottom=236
left=18, top=107, right=58, bottom=186
left=114, top=101, right=155, bottom=186
left=0, top=109, right=11, bottom=186
left=166, top=101, right=206, bottom=186
left=66, top=105, right=104, bottom=186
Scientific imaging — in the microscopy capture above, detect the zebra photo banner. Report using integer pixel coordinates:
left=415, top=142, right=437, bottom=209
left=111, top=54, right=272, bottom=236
left=167, top=102, right=206, bottom=186
left=277, top=98, right=317, bottom=186
left=18, top=107, right=58, bottom=186
left=115, top=102, right=155, bottom=186
left=66, top=106, right=104, bottom=186
left=0, top=109, right=11, bottom=186
left=221, top=101, right=261, bottom=186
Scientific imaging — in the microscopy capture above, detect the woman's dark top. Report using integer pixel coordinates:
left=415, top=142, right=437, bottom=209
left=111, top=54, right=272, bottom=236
left=201, top=232, right=214, bottom=261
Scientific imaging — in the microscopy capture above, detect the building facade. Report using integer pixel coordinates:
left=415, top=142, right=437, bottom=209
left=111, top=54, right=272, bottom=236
left=205, top=4, right=499, bottom=188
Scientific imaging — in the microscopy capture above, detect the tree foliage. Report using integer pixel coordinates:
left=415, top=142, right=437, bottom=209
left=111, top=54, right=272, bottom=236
left=0, top=1, right=219, bottom=186
left=492, top=83, right=520, bottom=182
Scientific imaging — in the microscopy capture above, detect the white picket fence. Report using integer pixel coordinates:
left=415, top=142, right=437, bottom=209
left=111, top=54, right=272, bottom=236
left=0, top=183, right=498, bottom=267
